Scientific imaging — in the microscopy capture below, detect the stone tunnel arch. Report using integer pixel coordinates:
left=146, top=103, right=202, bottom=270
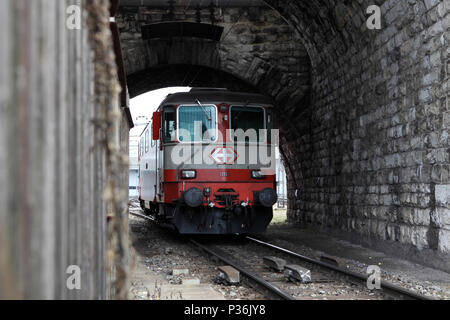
left=127, top=64, right=260, bottom=98
left=119, top=3, right=313, bottom=227
left=119, top=0, right=450, bottom=268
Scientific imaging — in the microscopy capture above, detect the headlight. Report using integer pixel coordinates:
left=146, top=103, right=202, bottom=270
left=181, top=170, right=196, bottom=179
left=251, top=170, right=265, bottom=179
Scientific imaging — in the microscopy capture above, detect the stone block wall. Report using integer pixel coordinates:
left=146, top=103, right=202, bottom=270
left=117, top=0, right=449, bottom=269
left=272, top=0, right=450, bottom=267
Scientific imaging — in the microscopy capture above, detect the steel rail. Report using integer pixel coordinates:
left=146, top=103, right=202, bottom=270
left=246, top=236, right=432, bottom=300
left=130, top=211, right=156, bottom=222
left=129, top=212, right=430, bottom=300
left=130, top=211, right=295, bottom=300
left=188, top=238, right=296, bottom=300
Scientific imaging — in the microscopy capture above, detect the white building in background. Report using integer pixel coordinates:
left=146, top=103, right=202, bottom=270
left=275, top=148, right=287, bottom=208
left=128, top=140, right=139, bottom=197
left=129, top=116, right=150, bottom=197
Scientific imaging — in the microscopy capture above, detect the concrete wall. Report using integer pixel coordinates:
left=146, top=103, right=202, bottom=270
left=0, top=0, right=130, bottom=299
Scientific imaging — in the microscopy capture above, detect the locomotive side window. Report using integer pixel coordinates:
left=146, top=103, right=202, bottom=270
left=151, top=123, right=156, bottom=147
left=145, top=130, right=149, bottom=153
left=230, top=106, right=265, bottom=142
left=164, top=107, right=176, bottom=143
left=178, top=105, right=217, bottom=142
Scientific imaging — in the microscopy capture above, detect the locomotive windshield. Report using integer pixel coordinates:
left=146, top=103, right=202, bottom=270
left=230, top=106, right=265, bottom=142
left=178, top=105, right=217, bottom=142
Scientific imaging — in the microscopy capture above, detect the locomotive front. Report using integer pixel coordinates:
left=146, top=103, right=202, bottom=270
left=139, top=89, right=277, bottom=234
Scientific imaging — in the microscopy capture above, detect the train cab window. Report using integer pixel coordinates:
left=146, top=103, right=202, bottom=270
left=178, top=105, right=217, bottom=142
left=230, top=106, right=265, bottom=142
left=164, top=107, right=176, bottom=143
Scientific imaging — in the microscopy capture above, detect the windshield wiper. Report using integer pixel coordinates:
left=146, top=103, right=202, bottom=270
left=195, top=99, right=212, bottom=121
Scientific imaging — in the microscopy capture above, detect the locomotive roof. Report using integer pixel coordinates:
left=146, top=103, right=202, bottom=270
left=159, top=90, right=274, bottom=107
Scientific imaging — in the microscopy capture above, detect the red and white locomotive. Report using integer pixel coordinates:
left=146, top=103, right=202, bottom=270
left=138, top=88, right=277, bottom=234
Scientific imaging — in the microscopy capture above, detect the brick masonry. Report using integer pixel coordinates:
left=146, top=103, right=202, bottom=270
left=119, top=0, right=450, bottom=269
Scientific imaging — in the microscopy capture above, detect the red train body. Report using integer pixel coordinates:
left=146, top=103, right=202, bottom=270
left=138, top=88, right=277, bottom=234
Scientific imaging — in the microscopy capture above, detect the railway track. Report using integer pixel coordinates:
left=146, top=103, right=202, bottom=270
left=130, top=211, right=155, bottom=221
left=244, top=236, right=432, bottom=300
left=190, top=236, right=386, bottom=300
left=130, top=211, right=294, bottom=299
left=129, top=211, right=431, bottom=300
left=188, top=238, right=296, bottom=300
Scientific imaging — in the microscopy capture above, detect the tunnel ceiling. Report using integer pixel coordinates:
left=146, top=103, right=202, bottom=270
left=128, top=64, right=260, bottom=97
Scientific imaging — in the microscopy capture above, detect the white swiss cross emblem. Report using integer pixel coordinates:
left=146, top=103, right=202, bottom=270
left=210, top=147, right=238, bottom=165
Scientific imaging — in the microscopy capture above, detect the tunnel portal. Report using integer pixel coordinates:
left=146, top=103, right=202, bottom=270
left=118, top=0, right=450, bottom=268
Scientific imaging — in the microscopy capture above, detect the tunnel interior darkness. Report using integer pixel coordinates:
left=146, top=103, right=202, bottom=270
left=127, top=65, right=260, bottom=98
left=119, top=0, right=450, bottom=268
